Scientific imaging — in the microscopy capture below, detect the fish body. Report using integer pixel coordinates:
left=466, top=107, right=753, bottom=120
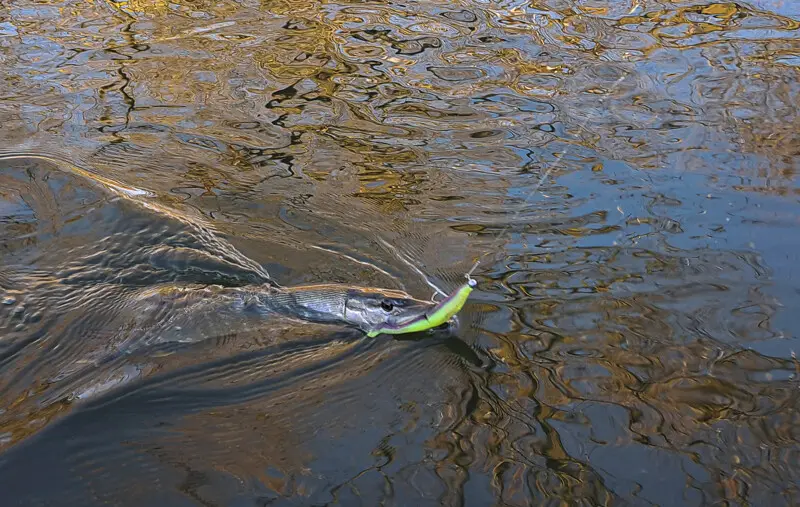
left=129, top=280, right=473, bottom=343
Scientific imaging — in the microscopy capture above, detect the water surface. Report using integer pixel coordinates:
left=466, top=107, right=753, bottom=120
left=1, top=0, right=799, bottom=505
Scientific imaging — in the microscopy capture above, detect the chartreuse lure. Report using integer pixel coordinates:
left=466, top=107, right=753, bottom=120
left=367, top=277, right=477, bottom=337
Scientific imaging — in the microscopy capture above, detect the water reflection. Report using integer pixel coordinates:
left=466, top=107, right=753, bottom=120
left=1, top=0, right=799, bottom=505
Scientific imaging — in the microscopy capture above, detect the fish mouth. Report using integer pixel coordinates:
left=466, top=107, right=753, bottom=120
left=389, top=319, right=454, bottom=341
left=393, top=308, right=432, bottom=327
left=389, top=303, right=437, bottom=328
left=375, top=310, right=457, bottom=336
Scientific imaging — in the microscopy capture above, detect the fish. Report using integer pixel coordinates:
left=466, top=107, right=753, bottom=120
left=119, top=278, right=475, bottom=344
left=250, top=279, right=475, bottom=337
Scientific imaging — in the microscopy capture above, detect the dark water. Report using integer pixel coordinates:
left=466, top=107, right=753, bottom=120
left=1, top=0, right=799, bottom=504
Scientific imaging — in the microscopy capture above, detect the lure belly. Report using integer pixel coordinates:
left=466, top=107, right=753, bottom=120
left=367, top=278, right=476, bottom=337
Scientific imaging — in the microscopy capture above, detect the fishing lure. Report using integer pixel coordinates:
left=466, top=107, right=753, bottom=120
left=367, top=275, right=477, bottom=337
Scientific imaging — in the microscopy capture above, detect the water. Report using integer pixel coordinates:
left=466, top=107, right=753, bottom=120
left=1, top=0, right=799, bottom=504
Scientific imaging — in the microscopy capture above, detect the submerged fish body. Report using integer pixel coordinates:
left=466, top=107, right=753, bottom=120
left=122, top=282, right=451, bottom=348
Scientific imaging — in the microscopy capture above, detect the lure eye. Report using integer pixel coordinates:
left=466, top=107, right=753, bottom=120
left=380, top=300, right=394, bottom=312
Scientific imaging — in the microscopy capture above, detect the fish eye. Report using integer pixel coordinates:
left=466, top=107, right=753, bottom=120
left=380, top=300, right=394, bottom=312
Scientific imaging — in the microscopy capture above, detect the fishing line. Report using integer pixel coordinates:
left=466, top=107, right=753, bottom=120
left=466, top=72, right=631, bottom=279
left=373, top=156, right=561, bottom=299
left=466, top=152, right=564, bottom=278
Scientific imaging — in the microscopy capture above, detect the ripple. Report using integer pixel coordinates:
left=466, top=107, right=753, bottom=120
left=441, top=10, right=478, bottom=24
left=427, top=65, right=486, bottom=81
